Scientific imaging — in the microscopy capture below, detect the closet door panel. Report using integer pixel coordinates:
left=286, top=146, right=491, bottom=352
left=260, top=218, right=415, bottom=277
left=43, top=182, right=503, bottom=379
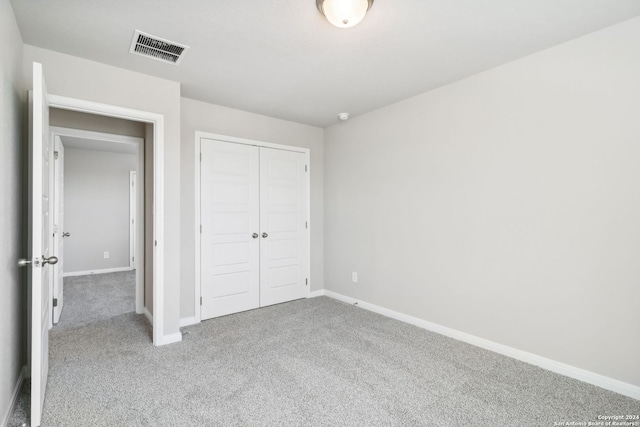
left=259, top=148, right=308, bottom=306
left=201, top=139, right=260, bottom=319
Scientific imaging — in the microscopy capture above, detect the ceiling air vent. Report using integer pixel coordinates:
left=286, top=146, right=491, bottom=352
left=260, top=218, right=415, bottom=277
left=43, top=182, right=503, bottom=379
left=129, top=30, right=189, bottom=65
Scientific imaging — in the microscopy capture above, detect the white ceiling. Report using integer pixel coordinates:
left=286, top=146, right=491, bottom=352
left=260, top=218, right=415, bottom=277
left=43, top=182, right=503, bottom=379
left=10, top=0, right=640, bottom=127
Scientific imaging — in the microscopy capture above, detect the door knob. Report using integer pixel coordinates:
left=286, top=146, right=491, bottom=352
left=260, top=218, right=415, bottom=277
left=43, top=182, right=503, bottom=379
left=262, top=232, right=268, bottom=238
left=62, top=232, right=70, bottom=237
left=18, top=259, right=31, bottom=267
left=43, top=255, right=58, bottom=265
left=252, top=233, right=259, bottom=239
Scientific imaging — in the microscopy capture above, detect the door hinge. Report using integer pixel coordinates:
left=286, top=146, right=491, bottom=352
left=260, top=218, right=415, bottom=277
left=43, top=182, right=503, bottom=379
left=305, top=278, right=308, bottom=286
left=132, top=256, right=134, bottom=262
left=154, top=240, right=157, bottom=247
left=132, top=219, right=134, bottom=224
left=305, top=164, right=308, bottom=172
left=54, top=151, right=59, bottom=160
left=305, top=221, right=308, bottom=229
left=200, top=297, right=203, bottom=305
left=200, top=225, right=202, bottom=233
left=53, top=298, right=58, bottom=307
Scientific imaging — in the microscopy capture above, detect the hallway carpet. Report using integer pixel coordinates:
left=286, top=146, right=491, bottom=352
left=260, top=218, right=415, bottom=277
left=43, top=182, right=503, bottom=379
left=55, top=270, right=136, bottom=330
left=38, top=297, right=638, bottom=426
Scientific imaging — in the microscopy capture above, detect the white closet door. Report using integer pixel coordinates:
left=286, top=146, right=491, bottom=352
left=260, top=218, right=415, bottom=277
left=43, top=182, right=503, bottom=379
left=259, top=147, right=308, bottom=307
left=201, top=139, right=260, bottom=319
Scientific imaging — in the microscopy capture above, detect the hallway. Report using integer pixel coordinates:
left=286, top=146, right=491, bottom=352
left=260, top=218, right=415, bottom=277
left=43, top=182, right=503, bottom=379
left=55, top=271, right=136, bottom=330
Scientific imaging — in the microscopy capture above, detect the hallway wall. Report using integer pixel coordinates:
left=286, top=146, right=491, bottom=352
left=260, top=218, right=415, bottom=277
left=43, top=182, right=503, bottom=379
left=63, top=148, right=137, bottom=273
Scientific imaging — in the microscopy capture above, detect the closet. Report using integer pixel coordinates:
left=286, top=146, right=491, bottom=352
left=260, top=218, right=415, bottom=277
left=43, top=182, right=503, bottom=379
left=199, top=137, right=309, bottom=320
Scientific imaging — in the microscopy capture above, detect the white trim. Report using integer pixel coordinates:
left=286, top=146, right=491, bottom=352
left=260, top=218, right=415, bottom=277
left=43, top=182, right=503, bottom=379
left=308, top=290, right=326, bottom=298
left=135, top=137, right=144, bottom=315
left=49, top=126, right=142, bottom=148
left=1, top=367, right=26, bottom=427
left=179, top=316, right=200, bottom=327
left=194, top=131, right=311, bottom=324
left=194, top=132, right=201, bottom=323
left=322, top=290, right=640, bottom=401
left=62, top=267, right=133, bottom=277
left=196, top=132, right=309, bottom=154
left=48, top=94, right=172, bottom=346
left=129, top=171, right=136, bottom=270
left=143, top=307, right=153, bottom=324
left=48, top=135, right=58, bottom=329
left=155, top=332, right=182, bottom=346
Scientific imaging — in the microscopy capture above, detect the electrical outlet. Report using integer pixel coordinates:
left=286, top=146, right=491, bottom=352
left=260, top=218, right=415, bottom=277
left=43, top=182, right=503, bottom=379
left=104, top=251, right=109, bottom=259
left=352, top=272, right=358, bottom=283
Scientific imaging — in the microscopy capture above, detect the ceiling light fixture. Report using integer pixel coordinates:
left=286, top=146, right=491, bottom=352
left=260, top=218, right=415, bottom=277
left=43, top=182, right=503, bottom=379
left=316, top=0, right=374, bottom=29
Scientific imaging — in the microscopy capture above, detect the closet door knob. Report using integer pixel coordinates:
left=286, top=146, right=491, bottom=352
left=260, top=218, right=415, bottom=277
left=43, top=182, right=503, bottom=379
left=252, top=233, right=259, bottom=239
left=262, top=232, right=268, bottom=238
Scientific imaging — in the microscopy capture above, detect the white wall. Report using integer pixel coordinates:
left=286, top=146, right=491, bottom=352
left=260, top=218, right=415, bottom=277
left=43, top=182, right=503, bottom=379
left=180, top=97, right=324, bottom=319
left=0, top=0, right=25, bottom=423
left=63, top=148, right=137, bottom=273
left=324, top=17, right=640, bottom=387
left=24, top=45, right=182, bottom=336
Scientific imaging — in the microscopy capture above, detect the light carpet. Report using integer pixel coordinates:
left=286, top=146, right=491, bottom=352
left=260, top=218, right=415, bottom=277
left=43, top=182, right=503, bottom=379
left=7, top=270, right=136, bottom=427
left=54, top=270, right=136, bottom=330
left=35, top=296, right=638, bottom=426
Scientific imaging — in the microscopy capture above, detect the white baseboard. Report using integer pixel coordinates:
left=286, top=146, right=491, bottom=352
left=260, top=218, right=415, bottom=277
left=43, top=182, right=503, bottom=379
left=63, top=266, right=133, bottom=277
left=143, top=307, right=153, bottom=324
left=308, top=290, right=326, bottom=298
left=2, top=366, right=26, bottom=427
left=141, top=308, right=181, bottom=346
left=323, top=290, right=640, bottom=401
left=179, top=316, right=199, bottom=327
left=155, top=332, right=182, bottom=346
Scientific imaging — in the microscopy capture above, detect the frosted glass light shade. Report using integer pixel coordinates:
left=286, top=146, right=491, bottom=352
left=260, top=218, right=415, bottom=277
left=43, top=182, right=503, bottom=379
left=317, top=0, right=373, bottom=28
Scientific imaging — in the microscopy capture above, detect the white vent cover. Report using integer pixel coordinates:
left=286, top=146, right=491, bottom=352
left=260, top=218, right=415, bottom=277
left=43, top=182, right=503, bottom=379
left=129, top=30, right=189, bottom=65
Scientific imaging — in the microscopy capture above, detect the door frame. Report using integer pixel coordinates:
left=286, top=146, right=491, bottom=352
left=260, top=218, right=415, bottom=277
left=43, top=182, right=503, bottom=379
left=50, top=135, right=63, bottom=326
left=192, top=131, right=311, bottom=325
left=49, top=94, right=166, bottom=346
left=130, top=170, right=137, bottom=271
left=49, top=126, right=145, bottom=317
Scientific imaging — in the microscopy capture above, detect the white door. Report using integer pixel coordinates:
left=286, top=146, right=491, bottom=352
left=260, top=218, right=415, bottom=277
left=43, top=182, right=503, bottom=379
left=52, top=136, right=65, bottom=324
left=259, top=148, right=308, bottom=306
left=28, top=62, right=53, bottom=427
left=200, top=139, right=260, bottom=319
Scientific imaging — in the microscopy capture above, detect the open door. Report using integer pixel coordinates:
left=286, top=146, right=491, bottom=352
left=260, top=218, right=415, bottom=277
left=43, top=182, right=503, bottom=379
left=52, top=135, right=65, bottom=323
left=25, top=62, right=55, bottom=427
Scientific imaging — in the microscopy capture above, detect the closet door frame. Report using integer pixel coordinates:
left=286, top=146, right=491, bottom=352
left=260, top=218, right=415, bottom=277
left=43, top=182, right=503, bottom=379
left=193, top=131, right=311, bottom=325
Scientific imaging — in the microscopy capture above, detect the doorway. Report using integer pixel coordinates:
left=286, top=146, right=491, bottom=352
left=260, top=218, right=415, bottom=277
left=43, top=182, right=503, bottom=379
left=45, top=94, right=167, bottom=345
left=49, top=125, right=144, bottom=329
